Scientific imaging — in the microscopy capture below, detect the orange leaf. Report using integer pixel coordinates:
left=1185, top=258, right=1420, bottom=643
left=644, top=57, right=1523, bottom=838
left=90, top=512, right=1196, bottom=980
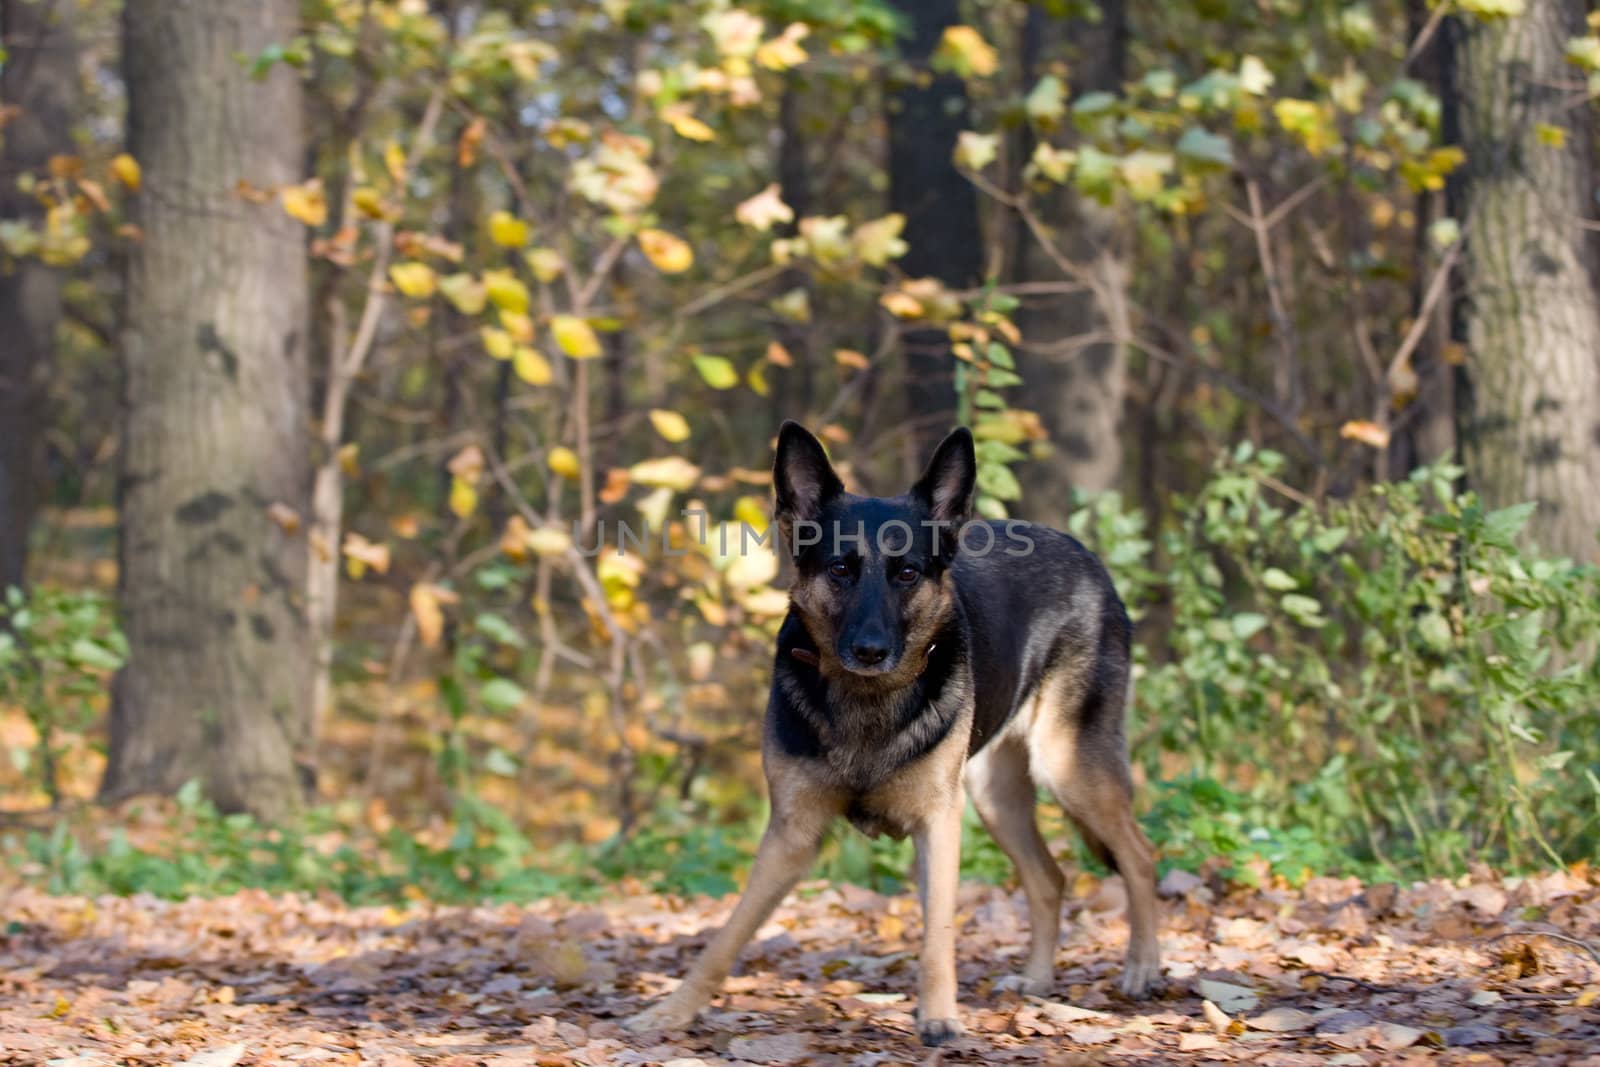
left=1340, top=420, right=1391, bottom=449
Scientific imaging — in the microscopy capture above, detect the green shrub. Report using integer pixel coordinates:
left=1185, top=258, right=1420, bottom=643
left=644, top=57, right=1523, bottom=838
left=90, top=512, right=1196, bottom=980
left=0, top=586, right=126, bottom=805
left=1073, top=446, right=1600, bottom=878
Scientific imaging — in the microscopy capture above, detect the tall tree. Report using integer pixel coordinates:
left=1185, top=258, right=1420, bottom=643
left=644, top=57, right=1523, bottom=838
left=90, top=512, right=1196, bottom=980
left=886, top=0, right=983, bottom=460
left=1452, top=0, right=1600, bottom=561
left=0, top=0, right=77, bottom=592
left=1014, top=1, right=1129, bottom=524
left=103, top=0, right=312, bottom=818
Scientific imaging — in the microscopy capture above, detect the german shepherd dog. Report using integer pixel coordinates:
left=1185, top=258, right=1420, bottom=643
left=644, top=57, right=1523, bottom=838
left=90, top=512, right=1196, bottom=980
left=626, top=423, right=1159, bottom=1045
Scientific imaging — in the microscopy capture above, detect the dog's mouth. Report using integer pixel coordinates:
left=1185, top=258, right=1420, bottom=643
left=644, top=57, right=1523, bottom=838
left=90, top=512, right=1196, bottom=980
left=836, top=653, right=901, bottom=677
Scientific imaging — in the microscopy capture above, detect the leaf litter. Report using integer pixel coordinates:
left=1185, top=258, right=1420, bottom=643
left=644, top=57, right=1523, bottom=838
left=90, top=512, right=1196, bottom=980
left=1, top=867, right=1598, bottom=1065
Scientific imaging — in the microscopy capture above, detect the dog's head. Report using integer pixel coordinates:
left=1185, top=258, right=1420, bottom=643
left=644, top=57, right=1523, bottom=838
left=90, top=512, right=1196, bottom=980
left=773, top=421, right=975, bottom=679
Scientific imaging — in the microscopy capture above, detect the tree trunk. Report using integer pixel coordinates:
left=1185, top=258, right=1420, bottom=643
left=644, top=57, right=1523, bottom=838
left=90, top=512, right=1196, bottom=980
left=1015, top=2, right=1129, bottom=525
left=1453, top=0, right=1600, bottom=562
left=886, top=0, right=983, bottom=460
left=104, top=0, right=312, bottom=819
left=0, top=0, right=77, bottom=592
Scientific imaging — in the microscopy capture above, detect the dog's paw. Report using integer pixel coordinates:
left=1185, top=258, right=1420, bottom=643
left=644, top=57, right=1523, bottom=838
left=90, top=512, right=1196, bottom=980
left=1117, top=953, right=1160, bottom=999
left=992, top=973, right=1051, bottom=998
left=917, top=1017, right=965, bottom=1047
left=622, top=996, right=701, bottom=1034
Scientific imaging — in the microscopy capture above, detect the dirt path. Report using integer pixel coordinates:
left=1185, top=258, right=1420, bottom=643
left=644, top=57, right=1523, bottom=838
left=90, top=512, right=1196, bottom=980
left=2, top=870, right=1597, bottom=1065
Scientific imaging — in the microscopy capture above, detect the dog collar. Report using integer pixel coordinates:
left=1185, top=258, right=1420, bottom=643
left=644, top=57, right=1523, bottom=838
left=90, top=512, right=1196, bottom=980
left=789, top=643, right=937, bottom=675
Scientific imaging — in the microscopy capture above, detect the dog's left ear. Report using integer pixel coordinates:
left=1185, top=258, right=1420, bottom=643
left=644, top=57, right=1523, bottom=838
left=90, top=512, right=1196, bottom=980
left=912, top=427, right=977, bottom=527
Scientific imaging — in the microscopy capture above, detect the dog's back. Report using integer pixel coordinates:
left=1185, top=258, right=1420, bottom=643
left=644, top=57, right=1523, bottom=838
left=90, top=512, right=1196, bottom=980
left=953, top=521, right=1133, bottom=759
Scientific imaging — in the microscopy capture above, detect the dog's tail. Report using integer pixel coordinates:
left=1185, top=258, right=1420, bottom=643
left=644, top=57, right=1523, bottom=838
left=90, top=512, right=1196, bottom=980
left=1069, top=816, right=1119, bottom=874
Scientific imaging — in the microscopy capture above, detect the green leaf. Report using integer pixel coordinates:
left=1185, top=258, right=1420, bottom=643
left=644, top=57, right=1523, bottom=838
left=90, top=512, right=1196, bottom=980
left=1231, top=613, right=1269, bottom=640
left=984, top=342, right=1014, bottom=370
left=1176, top=126, right=1235, bottom=169
left=1482, top=501, right=1537, bottom=546
left=1073, top=91, right=1117, bottom=116
left=1026, top=75, right=1066, bottom=126
left=974, top=389, right=1007, bottom=409
left=1417, top=611, right=1453, bottom=653
left=483, top=747, right=519, bottom=777
left=68, top=638, right=124, bottom=672
left=977, top=461, right=1022, bottom=501
left=1262, top=567, right=1298, bottom=591
left=480, top=677, right=527, bottom=713
left=692, top=354, right=740, bottom=390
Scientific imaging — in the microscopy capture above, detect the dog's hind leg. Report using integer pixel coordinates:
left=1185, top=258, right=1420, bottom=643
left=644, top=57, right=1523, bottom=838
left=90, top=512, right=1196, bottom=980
left=624, top=805, right=830, bottom=1033
left=965, top=736, right=1063, bottom=997
left=1029, top=683, right=1160, bottom=998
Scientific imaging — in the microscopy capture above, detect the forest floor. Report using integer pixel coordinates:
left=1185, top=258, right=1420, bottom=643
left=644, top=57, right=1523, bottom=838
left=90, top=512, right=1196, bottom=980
left=3, top=869, right=1599, bottom=1066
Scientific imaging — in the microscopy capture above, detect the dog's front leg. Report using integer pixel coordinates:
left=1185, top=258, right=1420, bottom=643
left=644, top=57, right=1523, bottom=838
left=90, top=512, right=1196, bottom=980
left=912, top=792, right=965, bottom=1046
left=625, top=813, right=825, bottom=1033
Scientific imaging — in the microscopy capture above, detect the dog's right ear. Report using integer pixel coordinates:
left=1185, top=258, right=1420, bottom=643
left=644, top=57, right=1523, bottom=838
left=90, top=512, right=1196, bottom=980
left=773, top=421, right=842, bottom=525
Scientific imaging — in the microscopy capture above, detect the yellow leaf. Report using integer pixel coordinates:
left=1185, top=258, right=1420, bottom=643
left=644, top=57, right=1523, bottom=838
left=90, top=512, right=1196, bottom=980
left=481, top=326, right=515, bottom=360
left=449, top=475, right=479, bottom=518
left=954, top=131, right=998, bottom=170
left=526, top=247, right=565, bottom=283
left=352, top=186, right=390, bottom=220
left=1340, top=419, right=1391, bottom=449
left=499, top=309, right=535, bottom=342
left=665, top=108, right=716, bottom=142
left=649, top=409, right=692, bottom=442
left=1536, top=122, right=1568, bottom=148
left=409, top=583, right=451, bottom=648
left=834, top=348, right=870, bottom=371
left=526, top=526, right=573, bottom=557
left=551, top=314, right=602, bottom=359
left=881, top=291, right=925, bottom=318
left=280, top=179, right=328, bottom=227
left=735, top=183, right=794, bottom=232
left=755, top=22, right=809, bottom=71
left=49, top=995, right=70, bottom=1019
left=338, top=442, right=361, bottom=478
left=853, top=213, right=907, bottom=267
left=629, top=455, right=701, bottom=491
left=389, top=261, right=438, bottom=299
left=384, top=140, right=407, bottom=183
left=110, top=153, right=142, bottom=191
left=692, top=353, right=739, bottom=389
left=766, top=340, right=794, bottom=367
left=513, top=346, right=553, bottom=385
left=548, top=446, right=582, bottom=479
left=934, top=25, right=998, bottom=78
left=488, top=209, right=530, bottom=247
left=734, top=495, right=769, bottom=531
left=638, top=228, right=694, bottom=273
left=483, top=269, right=530, bottom=314
left=439, top=273, right=487, bottom=315
left=747, top=363, right=769, bottom=396
left=341, top=532, right=391, bottom=579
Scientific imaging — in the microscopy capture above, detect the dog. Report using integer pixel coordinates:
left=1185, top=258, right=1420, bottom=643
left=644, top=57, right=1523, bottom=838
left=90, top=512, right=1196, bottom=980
left=625, top=422, right=1159, bottom=1045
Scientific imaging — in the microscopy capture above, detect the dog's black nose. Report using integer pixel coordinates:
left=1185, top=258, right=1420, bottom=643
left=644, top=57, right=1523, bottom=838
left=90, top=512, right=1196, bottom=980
left=851, top=642, right=889, bottom=665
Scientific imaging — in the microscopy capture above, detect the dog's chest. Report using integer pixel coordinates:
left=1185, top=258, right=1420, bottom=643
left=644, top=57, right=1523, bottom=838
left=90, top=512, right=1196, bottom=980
left=839, top=703, right=974, bottom=838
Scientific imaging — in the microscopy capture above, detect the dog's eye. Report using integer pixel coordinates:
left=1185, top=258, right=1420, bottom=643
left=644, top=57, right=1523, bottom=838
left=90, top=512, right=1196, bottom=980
left=827, top=560, right=850, bottom=580
left=895, top=564, right=920, bottom=585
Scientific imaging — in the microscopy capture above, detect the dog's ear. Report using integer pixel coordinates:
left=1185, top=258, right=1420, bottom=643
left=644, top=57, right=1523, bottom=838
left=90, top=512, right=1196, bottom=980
left=773, top=421, right=843, bottom=524
left=912, top=427, right=976, bottom=527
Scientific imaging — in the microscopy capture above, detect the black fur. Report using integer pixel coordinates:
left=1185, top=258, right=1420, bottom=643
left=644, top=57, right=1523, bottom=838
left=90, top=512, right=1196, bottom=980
left=768, top=422, right=1132, bottom=836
